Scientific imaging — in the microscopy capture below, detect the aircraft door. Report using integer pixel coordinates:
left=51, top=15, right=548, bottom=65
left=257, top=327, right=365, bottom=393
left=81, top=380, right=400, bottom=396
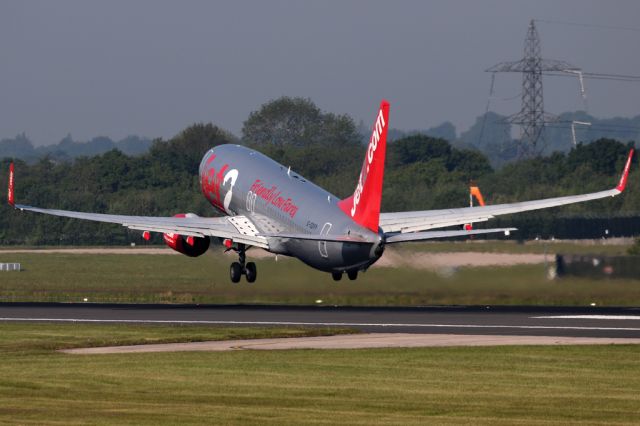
left=318, top=222, right=332, bottom=258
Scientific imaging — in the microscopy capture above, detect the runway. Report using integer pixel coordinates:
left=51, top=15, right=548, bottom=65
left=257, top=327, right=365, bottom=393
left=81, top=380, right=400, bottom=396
left=2, top=303, right=640, bottom=338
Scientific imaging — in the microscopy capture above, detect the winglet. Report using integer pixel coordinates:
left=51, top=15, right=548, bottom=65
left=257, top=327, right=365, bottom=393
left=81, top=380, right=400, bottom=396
left=7, top=162, right=15, bottom=207
left=616, top=149, right=634, bottom=192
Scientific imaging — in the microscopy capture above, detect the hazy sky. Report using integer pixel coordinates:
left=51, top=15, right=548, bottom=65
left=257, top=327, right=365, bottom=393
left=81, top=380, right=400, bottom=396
left=1, top=0, right=639, bottom=145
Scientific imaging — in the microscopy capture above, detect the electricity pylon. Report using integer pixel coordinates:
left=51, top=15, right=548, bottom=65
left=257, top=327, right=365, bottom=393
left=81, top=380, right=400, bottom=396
left=487, top=20, right=581, bottom=157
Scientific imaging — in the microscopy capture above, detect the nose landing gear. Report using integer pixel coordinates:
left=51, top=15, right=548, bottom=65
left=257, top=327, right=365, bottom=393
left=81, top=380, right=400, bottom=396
left=227, top=243, right=257, bottom=283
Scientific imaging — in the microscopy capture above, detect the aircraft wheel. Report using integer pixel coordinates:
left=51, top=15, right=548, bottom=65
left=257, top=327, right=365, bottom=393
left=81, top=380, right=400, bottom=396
left=230, top=262, right=242, bottom=283
left=245, top=262, right=257, bottom=283
left=331, top=272, right=342, bottom=281
left=347, top=270, right=358, bottom=281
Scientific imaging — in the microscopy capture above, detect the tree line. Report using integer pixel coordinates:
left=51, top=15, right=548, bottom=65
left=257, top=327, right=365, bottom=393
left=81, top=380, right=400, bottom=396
left=0, top=134, right=152, bottom=163
left=0, top=97, right=637, bottom=245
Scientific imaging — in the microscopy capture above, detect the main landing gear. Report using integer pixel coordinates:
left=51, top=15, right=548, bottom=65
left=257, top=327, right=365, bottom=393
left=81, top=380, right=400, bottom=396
left=228, top=243, right=257, bottom=283
left=331, top=270, right=358, bottom=281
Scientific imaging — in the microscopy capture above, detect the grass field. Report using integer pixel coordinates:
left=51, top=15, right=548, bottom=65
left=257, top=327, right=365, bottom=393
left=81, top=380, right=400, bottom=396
left=1, top=243, right=640, bottom=305
left=400, top=238, right=634, bottom=255
left=0, top=322, right=638, bottom=425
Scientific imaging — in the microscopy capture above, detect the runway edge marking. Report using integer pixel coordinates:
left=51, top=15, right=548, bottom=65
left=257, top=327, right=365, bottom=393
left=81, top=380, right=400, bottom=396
left=1, top=318, right=640, bottom=331
left=533, top=315, right=640, bottom=320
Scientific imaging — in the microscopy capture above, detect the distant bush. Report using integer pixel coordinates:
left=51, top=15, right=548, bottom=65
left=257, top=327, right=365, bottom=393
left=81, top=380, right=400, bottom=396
left=628, top=238, right=640, bottom=256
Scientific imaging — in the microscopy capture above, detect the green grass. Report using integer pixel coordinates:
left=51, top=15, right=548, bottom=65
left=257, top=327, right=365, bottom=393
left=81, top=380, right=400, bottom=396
left=398, top=239, right=633, bottom=255
left=1, top=249, right=640, bottom=305
left=0, top=323, right=355, bottom=353
left=0, top=323, right=638, bottom=424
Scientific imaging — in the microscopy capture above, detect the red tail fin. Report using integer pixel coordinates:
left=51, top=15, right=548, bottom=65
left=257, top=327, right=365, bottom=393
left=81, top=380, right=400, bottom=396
left=338, top=100, right=389, bottom=232
left=8, top=162, right=15, bottom=207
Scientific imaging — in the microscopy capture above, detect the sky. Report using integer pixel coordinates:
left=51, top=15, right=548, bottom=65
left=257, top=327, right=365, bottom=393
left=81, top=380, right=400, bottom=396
left=1, top=0, right=639, bottom=145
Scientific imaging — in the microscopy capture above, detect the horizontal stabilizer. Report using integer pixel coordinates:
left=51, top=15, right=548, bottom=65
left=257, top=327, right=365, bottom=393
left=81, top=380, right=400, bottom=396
left=385, top=228, right=516, bottom=244
left=259, top=233, right=374, bottom=244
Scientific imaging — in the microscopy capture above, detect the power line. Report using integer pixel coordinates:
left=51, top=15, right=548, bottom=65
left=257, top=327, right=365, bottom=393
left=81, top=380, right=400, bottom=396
left=584, top=72, right=640, bottom=80
left=493, top=92, right=522, bottom=101
left=546, top=123, right=640, bottom=135
left=484, top=19, right=639, bottom=154
left=535, top=19, right=640, bottom=33
left=494, top=121, right=640, bottom=135
left=543, top=72, right=640, bottom=83
left=486, top=20, right=578, bottom=157
left=476, top=73, right=496, bottom=147
left=580, top=123, right=640, bottom=131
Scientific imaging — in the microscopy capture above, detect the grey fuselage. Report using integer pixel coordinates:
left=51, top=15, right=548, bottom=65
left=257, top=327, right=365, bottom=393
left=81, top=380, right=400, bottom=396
left=199, top=144, right=384, bottom=273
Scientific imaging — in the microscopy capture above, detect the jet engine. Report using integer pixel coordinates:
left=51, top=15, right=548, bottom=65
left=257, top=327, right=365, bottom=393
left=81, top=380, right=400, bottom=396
left=162, top=213, right=210, bottom=257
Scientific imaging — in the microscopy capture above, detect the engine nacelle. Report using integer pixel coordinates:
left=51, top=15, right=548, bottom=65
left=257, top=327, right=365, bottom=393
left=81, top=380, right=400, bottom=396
left=163, top=213, right=210, bottom=257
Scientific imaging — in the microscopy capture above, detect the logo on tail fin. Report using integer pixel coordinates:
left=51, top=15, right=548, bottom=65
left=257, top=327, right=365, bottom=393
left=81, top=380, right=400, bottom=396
left=338, top=100, right=390, bottom=232
left=8, top=163, right=14, bottom=207
left=352, top=108, right=386, bottom=217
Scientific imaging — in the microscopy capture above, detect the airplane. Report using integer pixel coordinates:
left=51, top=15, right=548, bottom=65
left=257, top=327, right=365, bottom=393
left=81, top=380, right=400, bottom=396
left=6, top=100, right=634, bottom=283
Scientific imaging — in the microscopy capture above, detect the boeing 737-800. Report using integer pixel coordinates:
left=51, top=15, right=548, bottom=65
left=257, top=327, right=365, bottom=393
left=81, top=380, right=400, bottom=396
left=7, top=101, right=634, bottom=282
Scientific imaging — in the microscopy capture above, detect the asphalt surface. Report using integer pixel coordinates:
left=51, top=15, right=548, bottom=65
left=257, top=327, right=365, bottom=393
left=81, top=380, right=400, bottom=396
left=2, top=303, right=640, bottom=338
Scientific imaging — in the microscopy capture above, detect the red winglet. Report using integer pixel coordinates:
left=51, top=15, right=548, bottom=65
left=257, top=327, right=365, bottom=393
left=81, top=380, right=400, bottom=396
left=616, top=149, right=634, bottom=192
left=7, top=162, right=15, bottom=207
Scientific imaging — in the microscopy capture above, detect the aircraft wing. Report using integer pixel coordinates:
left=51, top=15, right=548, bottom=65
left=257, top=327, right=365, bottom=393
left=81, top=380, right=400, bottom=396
left=7, top=164, right=268, bottom=248
left=12, top=204, right=269, bottom=248
left=380, top=149, right=634, bottom=235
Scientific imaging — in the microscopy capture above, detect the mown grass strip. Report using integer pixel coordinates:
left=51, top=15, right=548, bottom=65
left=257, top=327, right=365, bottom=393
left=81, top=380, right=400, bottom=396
left=0, top=323, right=638, bottom=425
left=1, top=250, right=640, bottom=305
